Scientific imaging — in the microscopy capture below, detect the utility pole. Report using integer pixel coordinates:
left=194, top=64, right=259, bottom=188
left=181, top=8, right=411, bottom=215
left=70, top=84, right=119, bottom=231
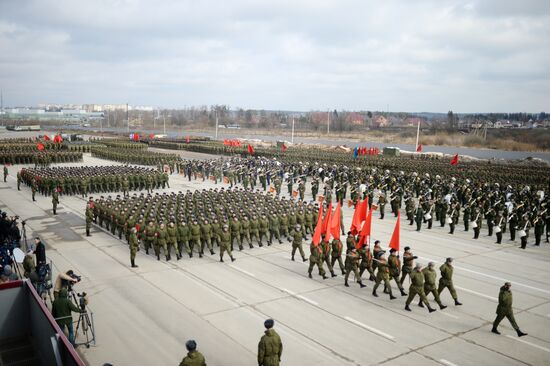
left=327, top=110, right=330, bottom=134
left=215, top=110, right=219, bottom=140
left=291, top=117, right=295, bottom=144
left=163, top=112, right=166, bottom=135
left=100, top=112, right=103, bottom=133
left=126, top=103, right=129, bottom=133
left=415, top=119, right=420, bottom=152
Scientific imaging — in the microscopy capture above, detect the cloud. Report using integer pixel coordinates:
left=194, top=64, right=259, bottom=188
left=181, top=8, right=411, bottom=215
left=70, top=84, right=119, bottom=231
left=0, top=0, right=549, bottom=112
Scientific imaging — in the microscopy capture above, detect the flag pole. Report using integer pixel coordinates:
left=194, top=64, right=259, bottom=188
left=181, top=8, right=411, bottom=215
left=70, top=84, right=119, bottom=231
left=291, top=117, right=295, bottom=144
left=215, top=110, right=219, bottom=140
left=415, top=119, right=420, bottom=152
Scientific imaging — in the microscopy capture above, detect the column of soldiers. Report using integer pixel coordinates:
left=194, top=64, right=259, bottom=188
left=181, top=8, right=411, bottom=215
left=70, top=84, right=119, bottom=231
left=163, top=154, right=549, bottom=249
left=0, top=140, right=82, bottom=166
left=20, top=166, right=168, bottom=196
left=91, top=146, right=180, bottom=166
left=88, top=187, right=319, bottom=266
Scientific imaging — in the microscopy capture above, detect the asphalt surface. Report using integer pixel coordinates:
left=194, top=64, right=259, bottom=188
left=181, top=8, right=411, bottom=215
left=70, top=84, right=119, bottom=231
left=1, top=153, right=550, bottom=366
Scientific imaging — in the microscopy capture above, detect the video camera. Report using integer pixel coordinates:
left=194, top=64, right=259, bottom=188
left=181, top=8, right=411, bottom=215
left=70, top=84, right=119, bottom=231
left=66, top=272, right=81, bottom=292
left=77, top=292, right=89, bottom=311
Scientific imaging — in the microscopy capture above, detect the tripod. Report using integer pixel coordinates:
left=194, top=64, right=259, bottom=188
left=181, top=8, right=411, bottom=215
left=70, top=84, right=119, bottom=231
left=71, top=291, right=96, bottom=348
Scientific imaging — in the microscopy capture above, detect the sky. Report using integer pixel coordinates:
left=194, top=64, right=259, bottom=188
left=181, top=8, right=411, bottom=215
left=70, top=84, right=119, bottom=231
left=0, top=0, right=549, bottom=113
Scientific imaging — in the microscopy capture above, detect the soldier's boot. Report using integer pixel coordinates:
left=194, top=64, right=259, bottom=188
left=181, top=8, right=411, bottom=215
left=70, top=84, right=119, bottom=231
left=516, top=330, right=527, bottom=337
left=86, top=229, right=90, bottom=237
left=231, top=256, right=235, bottom=262
left=372, top=290, right=378, bottom=297
left=238, top=245, right=243, bottom=251
left=156, top=254, right=160, bottom=261
left=166, top=254, right=170, bottom=261
left=341, top=269, right=345, bottom=275
left=439, top=303, right=447, bottom=310
left=189, top=252, right=193, bottom=258
left=400, top=289, right=407, bottom=296
left=302, top=257, right=307, bottom=262
left=491, top=327, right=501, bottom=335
left=369, top=274, right=375, bottom=281
left=199, top=252, right=203, bottom=258
left=454, top=299, right=462, bottom=306
left=210, top=249, right=215, bottom=255
left=131, top=260, right=138, bottom=268
left=220, top=258, right=224, bottom=263
left=418, top=300, right=424, bottom=308
left=359, top=281, right=366, bottom=288
left=405, top=304, right=412, bottom=311
left=146, top=249, right=149, bottom=255
left=259, top=242, right=263, bottom=247
left=345, top=280, right=350, bottom=287
left=291, top=255, right=295, bottom=261
left=249, top=244, right=254, bottom=249
left=389, top=292, right=397, bottom=300
left=308, top=272, right=313, bottom=279
left=383, top=285, right=389, bottom=294
left=279, top=239, right=283, bottom=244
left=322, top=274, right=328, bottom=280
left=331, top=271, right=337, bottom=278
left=427, top=305, right=437, bottom=313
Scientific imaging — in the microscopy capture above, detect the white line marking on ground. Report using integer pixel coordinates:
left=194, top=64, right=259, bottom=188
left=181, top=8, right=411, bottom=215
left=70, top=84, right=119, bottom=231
left=440, top=359, right=459, bottom=366
left=455, top=286, right=498, bottom=302
left=281, top=288, right=295, bottom=295
left=417, top=256, right=550, bottom=295
left=229, top=266, right=256, bottom=277
left=296, top=295, right=319, bottom=306
left=439, top=311, right=459, bottom=319
left=344, top=316, right=395, bottom=340
left=505, top=335, right=550, bottom=353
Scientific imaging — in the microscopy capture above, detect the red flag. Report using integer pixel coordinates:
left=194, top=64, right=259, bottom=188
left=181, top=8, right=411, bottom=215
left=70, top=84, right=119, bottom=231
left=133, top=134, right=140, bottom=141
left=43, top=134, right=50, bottom=141
left=247, top=144, right=254, bottom=154
left=450, top=154, right=459, bottom=166
left=186, top=136, right=190, bottom=143
left=350, top=198, right=367, bottom=235
left=149, top=134, right=155, bottom=139
left=312, top=204, right=324, bottom=246
left=321, top=202, right=332, bottom=237
left=388, top=211, right=401, bottom=252
left=281, top=143, right=287, bottom=152
left=356, top=207, right=373, bottom=248
left=329, top=202, right=341, bottom=240
left=53, top=135, right=63, bottom=143
left=416, top=144, right=422, bottom=152
left=37, top=142, right=45, bottom=151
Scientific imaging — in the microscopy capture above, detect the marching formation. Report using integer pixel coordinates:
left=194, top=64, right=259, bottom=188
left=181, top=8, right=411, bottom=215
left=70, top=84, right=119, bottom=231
left=19, top=166, right=169, bottom=196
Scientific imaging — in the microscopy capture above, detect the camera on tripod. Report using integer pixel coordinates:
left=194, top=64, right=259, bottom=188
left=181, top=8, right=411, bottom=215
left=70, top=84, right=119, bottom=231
left=77, top=292, right=88, bottom=311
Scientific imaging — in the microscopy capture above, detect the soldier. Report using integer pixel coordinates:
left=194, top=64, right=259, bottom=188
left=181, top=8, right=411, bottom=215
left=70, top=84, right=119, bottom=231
left=533, top=213, right=545, bottom=246
left=129, top=227, right=139, bottom=268
left=400, top=246, right=417, bottom=285
left=378, top=193, right=386, bottom=219
left=259, top=214, right=269, bottom=246
left=438, top=257, right=462, bottom=306
left=200, top=219, right=215, bottom=255
left=155, top=222, right=169, bottom=261
left=241, top=216, right=253, bottom=249
left=420, top=262, right=447, bottom=310
left=405, top=264, right=436, bottom=313
left=330, top=236, right=345, bottom=275
left=167, top=221, right=180, bottom=260
left=268, top=212, right=283, bottom=245
left=491, top=282, right=527, bottom=337
left=518, top=214, right=530, bottom=249
left=495, top=210, right=504, bottom=244
left=388, top=248, right=407, bottom=296
left=52, top=188, right=59, bottom=215
left=3, top=165, right=7, bottom=182
left=344, top=247, right=365, bottom=288
left=218, top=225, right=235, bottom=262
left=463, top=203, right=470, bottom=231
left=372, top=254, right=396, bottom=299
left=31, top=179, right=37, bottom=201
left=143, top=220, right=156, bottom=255
left=257, top=319, right=283, bottom=366
left=308, top=242, right=327, bottom=279
left=178, top=221, right=191, bottom=258
left=190, top=220, right=202, bottom=257
left=346, top=232, right=356, bottom=252
left=289, top=224, right=307, bottom=262
left=230, top=216, right=243, bottom=251
left=250, top=215, right=262, bottom=247
left=358, top=244, right=375, bottom=281
left=85, top=204, right=93, bottom=236
left=414, top=204, right=424, bottom=231
left=16, top=170, right=21, bottom=190
left=179, top=340, right=206, bottom=366
left=321, top=237, right=337, bottom=278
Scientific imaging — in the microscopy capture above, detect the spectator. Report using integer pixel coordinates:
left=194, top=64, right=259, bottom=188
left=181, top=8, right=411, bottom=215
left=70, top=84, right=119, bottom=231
left=33, top=237, right=46, bottom=269
left=179, top=340, right=206, bottom=366
left=54, top=270, right=78, bottom=299
left=3, top=264, right=19, bottom=281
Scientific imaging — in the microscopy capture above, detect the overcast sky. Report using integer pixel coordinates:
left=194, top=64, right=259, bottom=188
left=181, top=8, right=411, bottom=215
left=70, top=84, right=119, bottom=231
left=1, top=0, right=549, bottom=113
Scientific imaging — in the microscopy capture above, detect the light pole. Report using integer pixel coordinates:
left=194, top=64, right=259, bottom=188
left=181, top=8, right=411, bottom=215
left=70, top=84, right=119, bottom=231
left=126, top=103, right=129, bottom=133
left=215, top=110, right=219, bottom=140
left=291, top=118, right=295, bottom=144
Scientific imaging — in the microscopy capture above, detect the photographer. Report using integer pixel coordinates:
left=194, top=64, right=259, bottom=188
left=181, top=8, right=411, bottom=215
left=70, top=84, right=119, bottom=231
left=32, top=237, right=46, bottom=270
left=54, top=270, right=80, bottom=300
left=52, top=288, right=81, bottom=347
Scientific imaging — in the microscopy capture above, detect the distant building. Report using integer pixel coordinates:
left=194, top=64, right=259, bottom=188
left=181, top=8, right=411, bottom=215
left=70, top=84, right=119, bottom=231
left=372, top=115, right=388, bottom=128
left=1, top=108, right=103, bottom=122
left=345, top=112, right=364, bottom=126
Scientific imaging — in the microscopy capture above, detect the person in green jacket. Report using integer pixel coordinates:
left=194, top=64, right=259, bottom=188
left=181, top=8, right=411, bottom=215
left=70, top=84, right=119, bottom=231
left=179, top=340, right=206, bottom=366
left=289, top=224, right=307, bottom=262
left=492, top=282, right=527, bottom=337
left=52, top=288, right=81, bottom=346
left=218, top=225, right=235, bottom=263
left=437, top=257, right=462, bottom=306
left=404, top=264, right=436, bottom=313
left=52, top=189, right=59, bottom=215
left=258, top=319, right=283, bottom=366
left=129, top=227, right=139, bottom=268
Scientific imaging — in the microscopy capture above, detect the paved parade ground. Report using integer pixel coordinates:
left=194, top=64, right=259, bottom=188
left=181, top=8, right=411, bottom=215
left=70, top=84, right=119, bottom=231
left=1, top=150, right=550, bottom=366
